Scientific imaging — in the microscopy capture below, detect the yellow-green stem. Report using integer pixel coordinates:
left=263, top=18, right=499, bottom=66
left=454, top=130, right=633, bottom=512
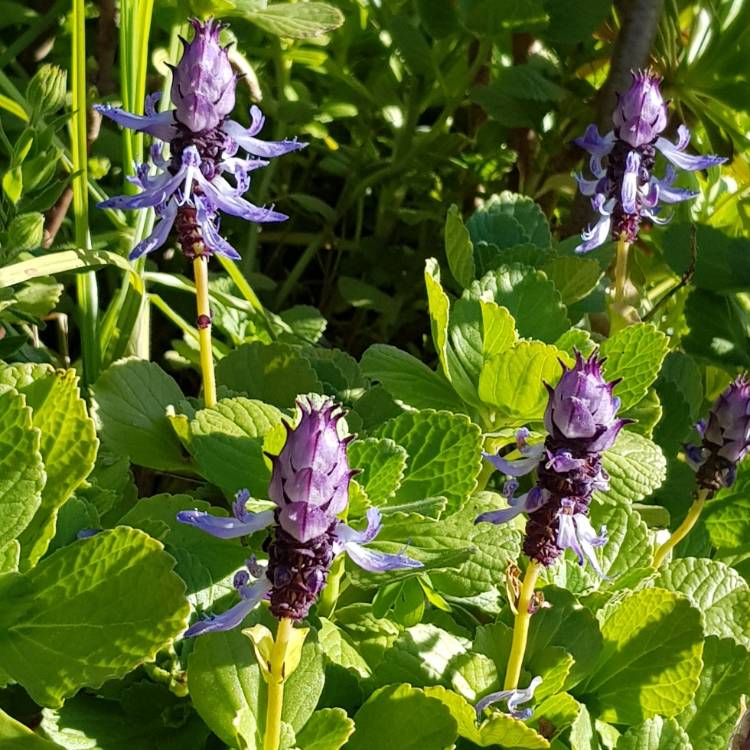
left=652, top=491, right=708, bottom=569
left=193, top=257, right=217, bottom=407
left=504, top=561, right=541, bottom=691
left=614, top=236, right=630, bottom=304
left=264, top=617, right=294, bottom=750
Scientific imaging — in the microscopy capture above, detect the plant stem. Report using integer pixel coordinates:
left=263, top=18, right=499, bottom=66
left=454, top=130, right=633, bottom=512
left=193, top=257, right=217, bottom=408
left=71, top=0, right=100, bottom=386
left=504, top=560, right=540, bottom=691
left=264, top=617, right=294, bottom=750
left=613, top=236, right=630, bottom=305
left=652, top=491, right=708, bottom=569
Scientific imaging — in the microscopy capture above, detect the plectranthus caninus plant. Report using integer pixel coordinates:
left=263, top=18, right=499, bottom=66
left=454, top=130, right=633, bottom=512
left=95, top=17, right=305, bottom=262
left=177, top=394, right=422, bottom=634
left=476, top=350, right=628, bottom=698
left=653, top=375, right=750, bottom=568
left=573, top=69, right=725, bottom=254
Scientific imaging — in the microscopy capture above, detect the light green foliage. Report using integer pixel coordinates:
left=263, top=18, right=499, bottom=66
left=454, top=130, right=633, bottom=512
left=542, top=256, right=602, bottom=305
left=479, top=341, right=569, bottom=423
left=0, top=527, right=190, bottom=707
left=425, top=685, right=550, bottom=748
left=186, top=397, right=284, bottom=498
left=582, top=589, right=703, bottom=723
left=677, top=636, right=750, bottom=750
left=614, top=716, right=692, bottom=750
left=360, top=344, right=465, bottom=412
left=295, top=708, right=355, bottom=750
left=15, top=368, right=98, bottom=566
left=600, top=324, right=669, bottom=412
left=597, top=430, right=667, bottom=504
left=216, top=342, right=323, bottom=408
left=445, top=204, right=475, bottom=287
left=347, top=683, right=457, bottom=750
left=654, top=558, right=750, bottom=648
left=373, top=410, right=482, bottom=512
left=470, top=264, right=569, bottom=343
left=91, top=359, right=187, bottom=472
left=40, top=684, right=210, bottom=750
left=348, top=437, right=408, bottom=505
left=0, top=386, right=44, bottom=547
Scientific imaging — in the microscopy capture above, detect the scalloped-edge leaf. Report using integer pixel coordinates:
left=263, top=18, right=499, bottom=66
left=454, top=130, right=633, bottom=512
left=0, top=527, right=190, bottom=707
left=241, top=2, right=344, bottom=38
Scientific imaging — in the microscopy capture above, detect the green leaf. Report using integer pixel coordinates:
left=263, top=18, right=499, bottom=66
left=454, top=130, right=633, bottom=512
left=683, top=289, right=750, bottom=369
left=467, top=192, right=551, bottom=249
left=425, top=685, right=550, bottom=749
left=0, top=707, right=59, bottom=749
left=654, top=352, right=703, bottom=453
left=480, top=299, right=517, bottom=358
left=614, top=716, right=692, bottom=750
left=278, top=305, right=327, bottom=345
left=654, top=557, right=750, bottom=648
left=295, top=708, right=355, bottom=750
left=555, top=329, right=597, bottom=357
left=596, top=430, right=667, bottom=504
left=445, top=204, right=475, bottom=287
left=470, top=265, right=569, bottom=343
left=704, top=466, right=750, bottom=550
left=677, top=636, right=750, bottom=750
left=361, top=345, right=464, bottom=413
left=665, top=223, right=750, bottom=293
left=492, top=64, right=564, bottom=102
left=0, top=386, right=43, bottom=547
left=599, top=323, right=669, bottom=411
left=216, top=342, right=323, bottom=409
left=0, top=527, right=190, bottom=707
left=0, top=541, right=19, bottom=573
left=540, top=0, right=611, bottom=44
left=581, top=588, right=704, bottom=724
left=347, top=684, right=457, bottom=750
left=479, top=341, right=569, bottom=423
left=91, top=359, right=187, bottom=473
left=188, top=627, right=263, bottom=749
left=241, top=2, right=344, bottom=38
left=15, top=368, right=98, bottom=566
left=40, top=684, right=210, bottom=750
left=187, top=397, right=284, bottom=499
left=424, top=258, right=451, bottom=375
left=283, top=636, right=325, bottom=733
left=318, top=618, right=372, bottom=679
left=119, top=494, right=249, bottom=611
left=373, top=410, right=482, bottom=513
left=348, top=437, right=407, bottom=505
left=372, top=623, right=469, bottom=689
left=542, top=256, right=602, bottom=305
left=525, top=587, right=603, bottom=689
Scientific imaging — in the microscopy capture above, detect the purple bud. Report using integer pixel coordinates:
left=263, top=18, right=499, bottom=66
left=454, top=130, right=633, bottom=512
left=171, top=18, right=236, bottom=133
left=703, top=376, right=750, bottom=464
left=268, top=396, right=353, bottom=543
left=613, top=69, right=668, bottom=148
left=544, top=351, right=627, bottom=453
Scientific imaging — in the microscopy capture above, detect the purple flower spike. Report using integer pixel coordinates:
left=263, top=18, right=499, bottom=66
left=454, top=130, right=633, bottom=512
left=179, top=396, right=426, bottom=632
left=573, top=68, right=726, bottom=252
left=95, top=17, right=306, bottom=262
left=475, top=676, right=543, bottom=721
left=687, top=375, right=750, bottom=491
left=172, top=19, right=236, bottom=133
left=477, top=351, right=625, bottom=575
left=613, top=70, right=668, bottom=148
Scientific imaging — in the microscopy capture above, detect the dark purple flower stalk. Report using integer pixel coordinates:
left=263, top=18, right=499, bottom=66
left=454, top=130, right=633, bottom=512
left=177, top=396, right=421, bottom=635
left=685, top=375, right=750, bottom=491
left=477, top=352, right=630, bottom=575
left=95, top=18, right=305, bottom=261
left=573, top=69, right=725, bottom=253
